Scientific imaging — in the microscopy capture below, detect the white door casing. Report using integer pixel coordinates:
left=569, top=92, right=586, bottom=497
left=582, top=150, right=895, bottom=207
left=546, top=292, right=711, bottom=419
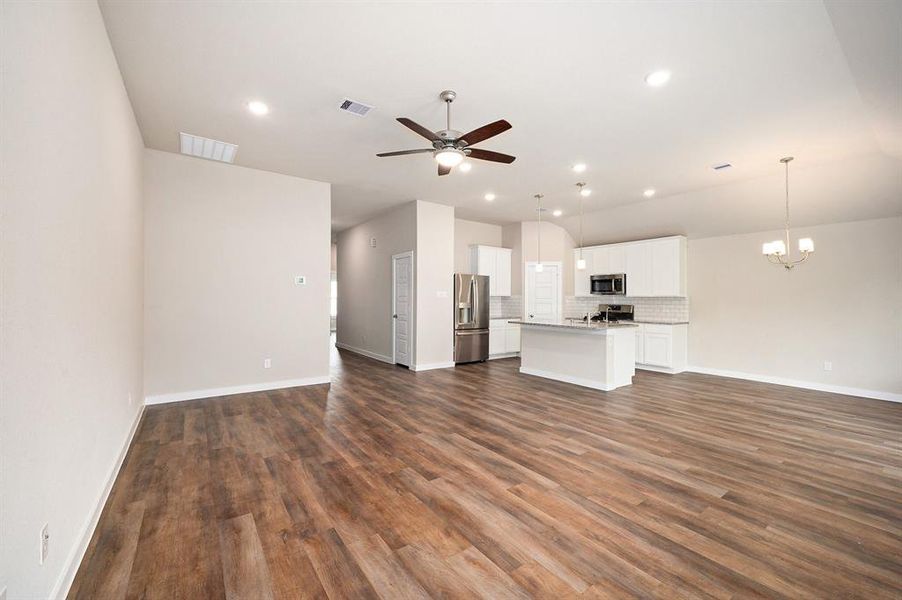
left=392, top=251, right=413, bottom=366
left=525, top=262, right=562, bottom=321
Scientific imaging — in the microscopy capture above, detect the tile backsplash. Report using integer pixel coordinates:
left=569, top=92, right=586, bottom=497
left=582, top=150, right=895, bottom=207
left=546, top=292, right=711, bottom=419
left=565, top=296, right=689, bottom=323
left=491, top=295, right=688, bottom=323
left=490, top=295, right=523, bottom=318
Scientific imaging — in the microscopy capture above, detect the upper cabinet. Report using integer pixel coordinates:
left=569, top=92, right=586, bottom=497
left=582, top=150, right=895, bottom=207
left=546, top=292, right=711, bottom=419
left=573, top=236, right=687, bottom=297
left=469, top=245, right=512, bottom=296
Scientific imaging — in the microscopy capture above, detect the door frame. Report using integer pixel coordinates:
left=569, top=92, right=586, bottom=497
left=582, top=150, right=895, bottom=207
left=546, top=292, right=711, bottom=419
left=391, top=251, right=415, bottom=365
left=524, top=261, right=563, bottom=320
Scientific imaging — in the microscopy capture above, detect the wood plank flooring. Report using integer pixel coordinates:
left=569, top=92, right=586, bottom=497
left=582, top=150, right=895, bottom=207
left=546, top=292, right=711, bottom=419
left=70, top=347, right=902, bottom=599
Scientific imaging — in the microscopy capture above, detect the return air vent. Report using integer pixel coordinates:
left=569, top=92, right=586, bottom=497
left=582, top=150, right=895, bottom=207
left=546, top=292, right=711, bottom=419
left=338, top=98, right=374, bottom=117
left=179, top=132, right=238, bottom=163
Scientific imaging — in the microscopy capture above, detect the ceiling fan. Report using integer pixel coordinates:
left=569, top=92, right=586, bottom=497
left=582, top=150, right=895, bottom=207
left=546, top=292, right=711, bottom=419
left=377, top=90, right=515, bottom=176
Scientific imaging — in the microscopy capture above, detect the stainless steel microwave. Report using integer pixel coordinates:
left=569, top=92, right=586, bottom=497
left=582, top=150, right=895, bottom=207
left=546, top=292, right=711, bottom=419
left=590, top=273, right=626, bottom=295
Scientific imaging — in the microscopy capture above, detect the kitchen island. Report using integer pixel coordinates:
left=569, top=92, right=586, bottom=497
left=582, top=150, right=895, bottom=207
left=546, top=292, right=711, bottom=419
left=509, top=319, right=638, bottom=391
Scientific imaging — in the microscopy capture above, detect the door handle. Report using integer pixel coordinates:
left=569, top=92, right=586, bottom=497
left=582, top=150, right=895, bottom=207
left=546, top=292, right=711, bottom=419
left=393, top=314, right=398, bottom=319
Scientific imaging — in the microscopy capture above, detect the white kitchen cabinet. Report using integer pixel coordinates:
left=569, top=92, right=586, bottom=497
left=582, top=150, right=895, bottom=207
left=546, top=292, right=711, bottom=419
left=470, top=245, right=512, bottom=297
left=635, top=323, right=645, bottom=363
left=593, top=246, right=610, bottom=276
left=572, top=236, right=687, bottom=298
left=607, top=245, right=626, bottom=274
left=489, top=318, right=520, bottom=357
left=634, top=323, right=687, bottom=373
left=649, top=238, right=686, bottom=297
left=625, top=243, right=651, bottom=297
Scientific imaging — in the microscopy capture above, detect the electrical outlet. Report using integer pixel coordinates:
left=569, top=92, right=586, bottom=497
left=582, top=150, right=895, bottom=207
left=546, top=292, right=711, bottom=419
left=823, top=361, right=833, bottom=371
left=263, top=358, right=272, bottom=369
left=40, top=523, right=49, bottom=565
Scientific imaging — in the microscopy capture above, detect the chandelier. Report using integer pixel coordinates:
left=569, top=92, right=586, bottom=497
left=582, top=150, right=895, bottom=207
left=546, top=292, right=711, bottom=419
left=762, top=157, right=814, bottom=269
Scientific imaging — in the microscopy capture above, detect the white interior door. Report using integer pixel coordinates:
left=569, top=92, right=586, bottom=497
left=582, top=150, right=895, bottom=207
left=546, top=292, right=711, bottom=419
left=525, top=263, right=561, bottom=321
left=392, top=252, right=413, bottom=366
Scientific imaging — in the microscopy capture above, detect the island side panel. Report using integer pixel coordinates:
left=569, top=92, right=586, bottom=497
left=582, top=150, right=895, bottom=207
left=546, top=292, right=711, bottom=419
left=519, top=326, right=634, bottom=391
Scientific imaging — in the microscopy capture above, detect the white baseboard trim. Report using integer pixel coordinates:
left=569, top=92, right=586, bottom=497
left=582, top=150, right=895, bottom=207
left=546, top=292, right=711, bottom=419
left=411, top=361, right=455, bottom=372
left=334, top=341, right=393, bottom=364
left=637, top=363, right=684, bottom=375
left=519, top=366, right=621, bottom=391
left=52, top=404, right=145, bottom=599
left=685, top=366, right=902, bottom=403
left=145, top=376, right=331, bottom=405
left=489, top=352, right=520, bottom=360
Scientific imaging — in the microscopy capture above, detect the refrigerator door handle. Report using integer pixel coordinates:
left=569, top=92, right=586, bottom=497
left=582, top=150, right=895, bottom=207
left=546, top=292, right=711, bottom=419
left=455, top=329, right=488, bottom=336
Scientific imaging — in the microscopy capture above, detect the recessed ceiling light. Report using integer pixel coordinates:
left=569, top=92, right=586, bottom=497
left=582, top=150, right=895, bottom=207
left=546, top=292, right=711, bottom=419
left=459, top=162, right=472, bottom=173
left=580, top=188, right=592, bottom=197
left=247, top=100, right=269, bottom=116
left=645, top=70, right=671, bottom=87
left=572, top=163, right=587, bottom=173
left=552, top=209, right=563, bottom=217
left=484, top=192, right=496, bottom=201
left=643, top=188, right=656, bottom=198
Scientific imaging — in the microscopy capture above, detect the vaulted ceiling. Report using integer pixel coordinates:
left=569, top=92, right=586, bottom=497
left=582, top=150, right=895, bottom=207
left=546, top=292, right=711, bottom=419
left=99, top=0, right=901, bottom=240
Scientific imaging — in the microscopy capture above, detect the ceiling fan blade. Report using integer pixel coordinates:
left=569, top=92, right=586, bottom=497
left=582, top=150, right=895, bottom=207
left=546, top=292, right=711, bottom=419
left=397, top=117, right=442, bottom=142
left=376, top=149, right=434, bottom=157
left=459, top=119, right=512, bottom=146
left=438, top=164, right=451, bottom=176
left=466, top=148, right=516, bottom=164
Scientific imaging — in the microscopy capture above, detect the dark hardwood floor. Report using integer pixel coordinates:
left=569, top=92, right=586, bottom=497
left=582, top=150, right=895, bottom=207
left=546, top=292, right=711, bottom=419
left=70, top=346, right=902, bottom=599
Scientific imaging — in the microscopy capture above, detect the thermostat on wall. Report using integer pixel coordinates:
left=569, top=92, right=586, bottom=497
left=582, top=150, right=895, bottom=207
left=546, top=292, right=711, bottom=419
left=294, top=275, right=306, bottom=285
left=370, top=237, right=377, bottom=248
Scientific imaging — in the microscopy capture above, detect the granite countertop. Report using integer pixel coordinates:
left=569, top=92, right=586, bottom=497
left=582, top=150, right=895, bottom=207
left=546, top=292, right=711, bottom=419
left=509, top=319, right=638, bottom=331
left=563, top=316, right=689, bottom=326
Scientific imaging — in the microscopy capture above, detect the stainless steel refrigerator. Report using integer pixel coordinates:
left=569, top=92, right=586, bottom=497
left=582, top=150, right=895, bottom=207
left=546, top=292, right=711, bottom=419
left=453, top=273, right=490, bottom=363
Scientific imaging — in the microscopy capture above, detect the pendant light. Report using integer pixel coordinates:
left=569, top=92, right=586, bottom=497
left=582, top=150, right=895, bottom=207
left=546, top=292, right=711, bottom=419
left=575, top=183, right=590, bottom=270
left=534, top=194, right=544, bottom=273
left=762, top=157, right=814, bottom=269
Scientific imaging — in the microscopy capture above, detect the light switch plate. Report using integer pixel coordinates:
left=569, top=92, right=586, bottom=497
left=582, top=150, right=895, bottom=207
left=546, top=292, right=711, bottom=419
left=294, top=275, right=306, bottom=285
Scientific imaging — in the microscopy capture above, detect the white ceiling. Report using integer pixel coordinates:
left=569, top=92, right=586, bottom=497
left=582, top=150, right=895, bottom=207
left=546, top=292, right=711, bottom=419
left=99, top=0, right=902, bottom=237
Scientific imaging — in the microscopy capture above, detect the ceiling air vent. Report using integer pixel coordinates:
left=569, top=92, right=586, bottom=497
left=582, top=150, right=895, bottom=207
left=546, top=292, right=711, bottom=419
left=712, top=162, right=732, bottom=171
left=338, top=98, right=374, bottom=117
left=179, top=132, right=238, bottom=163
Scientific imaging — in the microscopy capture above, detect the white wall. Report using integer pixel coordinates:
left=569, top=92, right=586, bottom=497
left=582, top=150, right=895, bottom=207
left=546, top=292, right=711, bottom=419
left=416, top=202, right=455, bottom=369
left=454, top=218, right=502, bottom=273
left=521, top=221, right=576, bottom=295
left=143, top=149, right=331, bottom=402
left=502, top=223, right=523, bottom=295
left=0, top=2, right=145, bottom=597
left=689, top=217, right=902, bottom=398
left=336, top=202, right=417, bottom=361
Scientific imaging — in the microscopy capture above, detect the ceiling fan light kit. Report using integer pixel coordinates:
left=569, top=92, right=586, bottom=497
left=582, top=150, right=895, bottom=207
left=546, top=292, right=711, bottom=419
left=376, top=90, right=516, bottom=176
left=762, top=156, right=814, bottom=270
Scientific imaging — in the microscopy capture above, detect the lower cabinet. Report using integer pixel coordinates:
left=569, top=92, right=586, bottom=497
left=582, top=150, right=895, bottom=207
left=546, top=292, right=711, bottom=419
left=489, top=319, right=521, bottom=357
left=633, top=323, right=687, bottom=373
